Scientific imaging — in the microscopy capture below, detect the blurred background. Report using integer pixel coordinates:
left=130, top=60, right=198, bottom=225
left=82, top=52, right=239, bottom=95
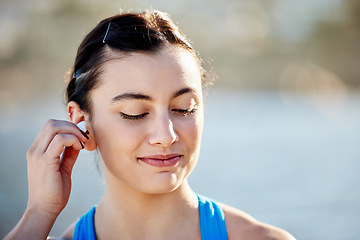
left=1, top=0, right=359, bottom=239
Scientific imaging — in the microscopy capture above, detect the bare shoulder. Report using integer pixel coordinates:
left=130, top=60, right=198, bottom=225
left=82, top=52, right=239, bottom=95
left=221, top=203, right=296, bottom=240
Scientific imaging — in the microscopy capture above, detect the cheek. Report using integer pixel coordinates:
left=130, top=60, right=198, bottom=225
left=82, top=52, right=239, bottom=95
left=93, top=121, right=148, bottom=175
left=92, top=116, right=146, bottom=157
left=193, top=116, right=204, bottom=145
left=177, top=114, right=204, bottom=148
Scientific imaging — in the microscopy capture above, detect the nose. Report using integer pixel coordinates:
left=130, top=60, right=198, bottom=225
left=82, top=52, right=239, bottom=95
left=148, top=115, right=179, bottom=147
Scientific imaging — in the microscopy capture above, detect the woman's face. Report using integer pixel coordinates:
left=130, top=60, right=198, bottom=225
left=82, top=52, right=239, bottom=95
left=88, top=46, right=204, bottom=194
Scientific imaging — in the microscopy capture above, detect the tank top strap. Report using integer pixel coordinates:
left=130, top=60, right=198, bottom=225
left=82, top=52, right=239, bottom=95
left=197, top=194, right=229, bottom=240
left=73, top=195, right=228, bottom=240
left=73, top=206, right=97, bottom=240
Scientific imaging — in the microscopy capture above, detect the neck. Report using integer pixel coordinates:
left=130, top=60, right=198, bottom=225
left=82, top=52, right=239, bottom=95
left=95, top=179, right=199, bottom=240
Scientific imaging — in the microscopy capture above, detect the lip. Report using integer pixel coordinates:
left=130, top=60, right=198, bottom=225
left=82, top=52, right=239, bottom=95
left=138, top=154, right=182, bottom=167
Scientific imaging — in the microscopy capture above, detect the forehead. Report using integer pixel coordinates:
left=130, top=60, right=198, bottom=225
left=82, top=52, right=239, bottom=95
left=96, top=46, right=203, bottom=97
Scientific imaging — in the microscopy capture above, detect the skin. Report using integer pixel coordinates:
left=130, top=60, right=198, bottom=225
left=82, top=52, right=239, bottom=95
left=5, top=46, right=295, bottom=240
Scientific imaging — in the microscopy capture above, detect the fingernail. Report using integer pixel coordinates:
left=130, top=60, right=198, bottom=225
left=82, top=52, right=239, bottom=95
left=80, top=130, right=89, bottom=139
left=80, top=142, right=85, bottom=149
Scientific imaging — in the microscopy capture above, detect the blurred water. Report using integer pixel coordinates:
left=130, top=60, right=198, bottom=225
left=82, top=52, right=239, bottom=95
left=1, top=89, right=359, bottom=239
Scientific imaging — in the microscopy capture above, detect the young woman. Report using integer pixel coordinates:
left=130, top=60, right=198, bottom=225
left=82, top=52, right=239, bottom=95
left=5, top=10, right=295, bottom=240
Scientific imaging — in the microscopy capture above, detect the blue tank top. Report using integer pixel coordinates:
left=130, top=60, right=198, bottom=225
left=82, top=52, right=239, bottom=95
left=73, top=194, right=228, bottom=240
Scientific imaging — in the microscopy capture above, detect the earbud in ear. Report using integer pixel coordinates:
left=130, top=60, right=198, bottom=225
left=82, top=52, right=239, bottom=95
left=77, top=121, right=89, bottom=134
left=76, top=121, right=96, bottom=151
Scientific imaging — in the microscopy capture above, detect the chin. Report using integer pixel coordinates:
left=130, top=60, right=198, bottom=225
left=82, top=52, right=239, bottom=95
left=139, top=172, right=186, bottom=195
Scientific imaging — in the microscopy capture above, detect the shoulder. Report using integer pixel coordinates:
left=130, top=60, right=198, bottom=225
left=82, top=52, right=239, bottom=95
left=221, top=204, right=296, bottom=240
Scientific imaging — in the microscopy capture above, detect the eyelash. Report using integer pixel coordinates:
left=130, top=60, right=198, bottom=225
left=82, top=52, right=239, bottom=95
left=120, top=112, right=149, bottom=120
left=173, top=108, right=197, bottom=116
left=120, top=108, right=197, bottom=121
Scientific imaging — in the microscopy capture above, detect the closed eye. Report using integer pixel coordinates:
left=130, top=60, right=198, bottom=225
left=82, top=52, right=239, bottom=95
left=172, top=108, right=197, bottom=116
left=120, top=112, right=149, bottom=121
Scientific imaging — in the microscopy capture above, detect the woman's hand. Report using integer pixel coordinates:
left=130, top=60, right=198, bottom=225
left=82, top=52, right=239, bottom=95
left=27, top=119, right=88, bottom=216
left=5, top=119, right=89, bottom=240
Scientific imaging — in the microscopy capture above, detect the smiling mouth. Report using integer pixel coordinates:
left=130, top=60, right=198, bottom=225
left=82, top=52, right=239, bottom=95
left=138, top=154, right=182, bottom=167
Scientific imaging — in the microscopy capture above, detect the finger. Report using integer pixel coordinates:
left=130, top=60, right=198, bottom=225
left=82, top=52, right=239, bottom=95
left=35, top=120, right=88, bottom=154
left=44, top=134, right=83, bottom=163
left=28, top=119, right=54, bottom=155
left=60, top=146, right=80, bottom=176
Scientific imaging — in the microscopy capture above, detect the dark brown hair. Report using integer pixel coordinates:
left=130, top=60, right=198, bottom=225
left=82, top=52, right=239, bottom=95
left=66, top=10, right=207, bottom=113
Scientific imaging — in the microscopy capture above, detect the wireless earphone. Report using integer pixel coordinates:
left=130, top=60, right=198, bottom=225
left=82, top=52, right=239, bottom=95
left=77, top=121, right=88, bottom=134
left=76, top=121, right=89, bottom=150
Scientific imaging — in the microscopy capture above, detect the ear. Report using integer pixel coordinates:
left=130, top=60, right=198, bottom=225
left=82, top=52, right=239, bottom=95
left=67, top=101, right=97, bottom=151
left=67, top=101, right=85, bottom=124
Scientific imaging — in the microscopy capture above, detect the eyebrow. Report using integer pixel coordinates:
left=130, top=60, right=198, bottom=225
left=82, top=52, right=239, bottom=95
left=111, top=87, right=196, bottom=103
left=172, top=87, right=195, bottom=99
left=112, top=93, right=152, bottom=102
